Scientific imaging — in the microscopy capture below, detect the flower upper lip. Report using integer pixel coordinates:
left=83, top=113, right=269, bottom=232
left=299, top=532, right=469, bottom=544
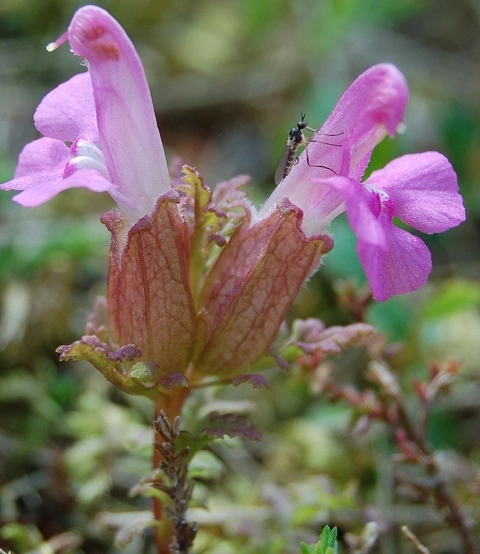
left=1, top=5, right=171, bottom=225
left=261, top=63, right=410, bottom=225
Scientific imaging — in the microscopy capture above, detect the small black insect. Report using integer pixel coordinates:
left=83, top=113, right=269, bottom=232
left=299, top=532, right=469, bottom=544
left=275, top=112, right=341, bottom=185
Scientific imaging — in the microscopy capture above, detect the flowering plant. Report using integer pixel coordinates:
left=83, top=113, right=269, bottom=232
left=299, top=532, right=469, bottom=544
left=0, top=4, right=465, bottom=552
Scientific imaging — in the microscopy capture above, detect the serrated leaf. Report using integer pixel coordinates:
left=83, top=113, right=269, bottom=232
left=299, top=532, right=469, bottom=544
left=231, top=373, right=270, bottom=389
left=202, top=412, right=261, bottom=441
left=179, top=165, right=226, bottom=235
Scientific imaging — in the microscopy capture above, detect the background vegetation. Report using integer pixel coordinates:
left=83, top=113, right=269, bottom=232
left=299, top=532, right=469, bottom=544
left=0, top=0, right=479, bottom=552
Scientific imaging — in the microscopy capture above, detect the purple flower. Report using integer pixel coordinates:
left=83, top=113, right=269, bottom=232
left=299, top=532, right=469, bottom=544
left=324, top=152, right=463, bottom=301
left=1, top=5, right=169, bottom=226
left=260, top=64, right=465, bottom=301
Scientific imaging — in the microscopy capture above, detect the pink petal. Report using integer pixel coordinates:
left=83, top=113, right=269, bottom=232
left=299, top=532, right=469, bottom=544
left=34, top=73, right=98, bottom=142
left=13, top=169, right=114, bottom=206
left=13, top=137, right=69, bottom=179
left=357, top=211, right=432, bottom=302
left=278, top=178, right=345, bottom=237
left=330, top=176, right=387, bottom=248
left=366, top=152, right=465, bottom=234
left=315, top=63, right=408, bottom=180
left=264, top=64, right=408, bottom=219
left=67, top=6, right=170, bottom=219
left=0, top=137, right=114, bottom=206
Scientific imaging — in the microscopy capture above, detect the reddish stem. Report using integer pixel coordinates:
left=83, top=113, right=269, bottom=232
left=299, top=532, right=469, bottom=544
left=394, top=398, right=477, bottom=554
left=152, top=388, right=190, bottom=554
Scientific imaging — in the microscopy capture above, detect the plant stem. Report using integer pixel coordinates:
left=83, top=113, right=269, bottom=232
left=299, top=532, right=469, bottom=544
left=395, top=393, right=477, bottom=553
left=152, top=388, right=190, bottom=554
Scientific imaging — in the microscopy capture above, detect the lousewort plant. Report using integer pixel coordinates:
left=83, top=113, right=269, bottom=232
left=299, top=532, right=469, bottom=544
left=1, top=5, right=465, bottom=552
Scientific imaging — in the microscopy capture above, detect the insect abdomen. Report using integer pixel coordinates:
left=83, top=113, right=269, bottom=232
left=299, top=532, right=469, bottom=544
left=282, top=150, right=297, bottom=179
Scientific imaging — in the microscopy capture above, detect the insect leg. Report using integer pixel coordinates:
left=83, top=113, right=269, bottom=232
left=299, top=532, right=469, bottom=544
left=305, top=145, right=337, bottom=174
left=307, top=126, right=344, bottom=138
left=303, top=130, right=343, bottom=174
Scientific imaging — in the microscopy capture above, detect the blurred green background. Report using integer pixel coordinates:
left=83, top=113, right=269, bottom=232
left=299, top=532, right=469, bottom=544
left=0, top=0, right=479, bottom=553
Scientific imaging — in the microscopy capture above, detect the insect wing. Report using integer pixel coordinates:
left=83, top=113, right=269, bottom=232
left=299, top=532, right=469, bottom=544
left=275, top=142, right=293, bottom=185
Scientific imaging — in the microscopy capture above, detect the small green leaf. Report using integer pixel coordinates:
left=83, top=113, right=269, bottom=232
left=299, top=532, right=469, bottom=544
left=300, top=543, right=313, bottom=554
left=301, top=525, right=338, bottom=554
left=319, top=525, right=331, bottom=546
left=327, top=526, right=338, bottom=548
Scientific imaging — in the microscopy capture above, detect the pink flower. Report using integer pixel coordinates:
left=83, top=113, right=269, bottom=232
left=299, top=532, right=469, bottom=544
left=260, top=64, right=465, bottom=301
left=1, top=5, right=197, bottom=386
left=323, top=152, right=463, bottom=301
left=1, top=5, right=169, bottom=226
